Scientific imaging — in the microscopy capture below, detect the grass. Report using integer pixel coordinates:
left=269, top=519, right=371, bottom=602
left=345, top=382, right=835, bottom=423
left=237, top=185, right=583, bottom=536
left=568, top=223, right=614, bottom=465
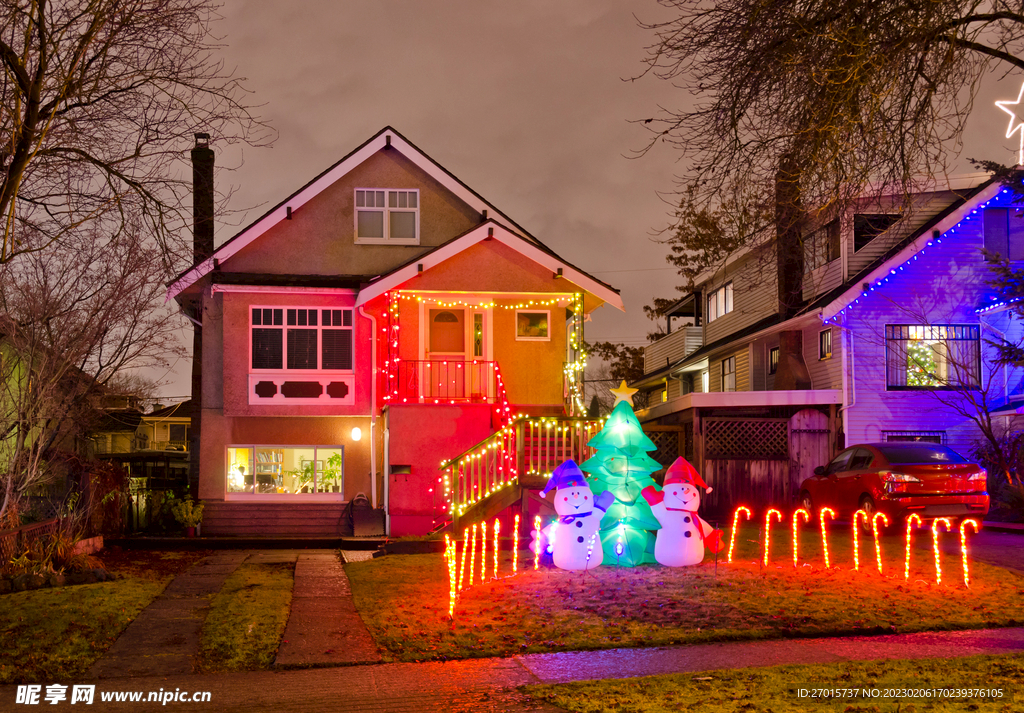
left=0, top=550, right=209, bottom=684
left=525, top=654, right=1024, bottom=712
left=197, top=562, right=294, bottom=672
left=344, top=526, right=1024, bottom=663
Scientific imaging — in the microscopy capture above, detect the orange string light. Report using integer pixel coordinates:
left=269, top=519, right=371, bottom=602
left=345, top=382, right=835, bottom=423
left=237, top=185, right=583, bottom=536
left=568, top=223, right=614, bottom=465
left=904, top=513, right=922, bottom=580
left=871, top=512, right=889, bottom=573
left=932, top=517, right=953, bottom=585
left=458, top=527, right=468, bottom=590
left=513, top=514, right=520, bottom=575
left=819, top=508, right=836, bottom=569
left=444, top=535, right=457, bottom=619
left=763, top=508, right=783, bottom=567
left=493, top=518, right=500, bottom=579
left=533, top=515, right=541, bottom=570
left=791, top=508, right=810, bottom=567
left=480, top=521, right=487, bottom=584
left=960, top=519, right=980, bottom=588
left=852, top=509, right=868, bottom=571
left=728, top=506, right=751, bottom=563
left=468, top=524, right=477, bottom=587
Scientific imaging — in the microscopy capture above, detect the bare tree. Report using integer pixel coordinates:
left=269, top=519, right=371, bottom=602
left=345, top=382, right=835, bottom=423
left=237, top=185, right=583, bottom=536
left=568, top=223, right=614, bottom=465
left=0, top=225, right=183, bottom=522
left=0, top=0, right=271, bottom=271
left=639, top=0, right=1024, bottom=272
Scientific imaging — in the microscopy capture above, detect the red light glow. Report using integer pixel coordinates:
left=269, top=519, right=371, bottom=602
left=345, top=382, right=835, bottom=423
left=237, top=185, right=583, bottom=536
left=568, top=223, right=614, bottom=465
left=728, top=506, right=751, bottom=563
left=905, top=513, right=922, bottom=581
left=819, top=507, right=836, bottom=569
left=852, top=509, right=868, bottom=571
left=763, top=508, right=782, bottom=567
left=960, top=518, right=980, bottom=588
left=932, top=517, right=953, bottom=585
left=871, top=512, right=889, bottom=573
left=791, top=508, right=810, bottom=568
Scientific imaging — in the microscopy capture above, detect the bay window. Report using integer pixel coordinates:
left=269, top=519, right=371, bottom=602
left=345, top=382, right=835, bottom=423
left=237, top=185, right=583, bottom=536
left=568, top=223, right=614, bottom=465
left=885, top=324, right=980, bottom=389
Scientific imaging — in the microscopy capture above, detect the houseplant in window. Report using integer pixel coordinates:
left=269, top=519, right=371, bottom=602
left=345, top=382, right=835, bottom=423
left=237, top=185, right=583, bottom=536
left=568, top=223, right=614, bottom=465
left=171, top=497, right=204, bottom=537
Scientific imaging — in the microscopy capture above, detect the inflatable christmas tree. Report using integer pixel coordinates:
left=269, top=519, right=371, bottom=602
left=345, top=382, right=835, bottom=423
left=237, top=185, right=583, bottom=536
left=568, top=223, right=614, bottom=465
left=579, top=381, right=661, bottom=566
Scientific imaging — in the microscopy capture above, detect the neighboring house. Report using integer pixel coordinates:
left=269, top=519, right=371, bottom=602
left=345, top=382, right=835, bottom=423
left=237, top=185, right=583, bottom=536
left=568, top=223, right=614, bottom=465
left=93, top=400, right=192, bottom=483
left=631, top=175, right=1024, bottom=516
left=167, top=127, right=623, bottom=537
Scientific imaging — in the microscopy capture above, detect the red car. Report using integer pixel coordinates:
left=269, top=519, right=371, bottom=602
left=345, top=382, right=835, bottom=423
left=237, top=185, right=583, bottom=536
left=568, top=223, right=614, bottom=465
left=798, top=442, right=989, bottom=524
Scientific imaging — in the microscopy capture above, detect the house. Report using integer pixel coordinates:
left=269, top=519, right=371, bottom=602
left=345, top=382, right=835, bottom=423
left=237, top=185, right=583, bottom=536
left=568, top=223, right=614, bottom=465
left=93, top=400, right=192, bottom=483
left=631, top=175, right=1024, bottom=516
left=167, top=127, right=623, bottom=537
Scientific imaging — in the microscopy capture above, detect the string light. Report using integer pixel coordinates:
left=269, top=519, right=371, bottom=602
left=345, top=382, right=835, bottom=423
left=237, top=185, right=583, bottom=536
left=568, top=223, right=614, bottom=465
left=458, top=527, right=468, bottom=591
left=512, top=514, right=520, bottom=575
left=871, top=512, right=889, bottom=573
left=480, top=521, right=487, bottom=584
left=792, top=508, right=810, bottom=568
left=763, top=508, right=782, bottom=567
left=932, top=517, right=953, bottom=585
left=533, top=515, right=541, bottom=570
left=728, top=506, right=751, bottom=563
left=960, top=519, right=980, bottom=588
left=819, top=508, right=836, bottom=569
left=444, top=535, right=457, bottom=619
left=493, top=518, right=500, bottom=579
left=852, top=509, right=868, bottom=570
left=468, top=524, right=477, bottom=587
left=905, top=513, right=923, bottom=580
left=399, top=292, right=572, bottom=309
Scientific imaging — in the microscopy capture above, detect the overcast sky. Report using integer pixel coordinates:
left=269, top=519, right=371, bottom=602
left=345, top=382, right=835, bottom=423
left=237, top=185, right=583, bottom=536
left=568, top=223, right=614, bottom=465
left=155, top=0, right=1022, bottom=401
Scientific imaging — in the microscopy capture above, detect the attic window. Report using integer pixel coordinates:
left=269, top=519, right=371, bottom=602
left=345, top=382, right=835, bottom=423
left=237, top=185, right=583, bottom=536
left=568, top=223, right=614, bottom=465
left=355, top=189, right=419, bottom=245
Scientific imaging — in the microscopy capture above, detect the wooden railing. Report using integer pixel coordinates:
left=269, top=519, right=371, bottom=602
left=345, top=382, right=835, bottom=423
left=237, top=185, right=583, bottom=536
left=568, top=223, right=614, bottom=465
left=440, top=415, right=605, bottom=528
left=391, top=359, right=499, bottom=404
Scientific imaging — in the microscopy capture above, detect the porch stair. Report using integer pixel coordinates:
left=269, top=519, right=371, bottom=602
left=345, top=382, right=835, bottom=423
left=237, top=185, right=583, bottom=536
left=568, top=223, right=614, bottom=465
left=201, top=502, right=352, bottom=537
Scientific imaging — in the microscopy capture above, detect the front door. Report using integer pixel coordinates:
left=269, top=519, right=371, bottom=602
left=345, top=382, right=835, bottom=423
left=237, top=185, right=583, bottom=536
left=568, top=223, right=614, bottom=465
left=423, top=307, right=491, bottom=401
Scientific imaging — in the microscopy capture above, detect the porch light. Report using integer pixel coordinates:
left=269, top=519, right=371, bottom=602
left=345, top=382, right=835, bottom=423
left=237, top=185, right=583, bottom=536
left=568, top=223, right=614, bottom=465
left=351, top=427, right=362, bottom=441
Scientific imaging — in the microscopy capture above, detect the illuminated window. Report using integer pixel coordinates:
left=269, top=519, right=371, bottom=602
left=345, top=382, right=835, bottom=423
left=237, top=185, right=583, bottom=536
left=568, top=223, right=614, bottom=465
left=355, top=189, right=419, bottom=244
left=707, top=283, right=733, bottom=322
left=819, top=328, right=832, bottom=360
left=251, top=307, right=353, bottom=372
left=768, top=346, right=779, bottom=375
left=885, top=325, right=980, bottom=390
left=228, top=446, right=344, bottom=495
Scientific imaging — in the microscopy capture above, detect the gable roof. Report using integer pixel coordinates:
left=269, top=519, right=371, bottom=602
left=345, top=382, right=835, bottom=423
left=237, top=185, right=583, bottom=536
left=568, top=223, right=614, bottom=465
left=356, top=220, right=624, bottom=310
left=168, top=126, right=540, bottom=300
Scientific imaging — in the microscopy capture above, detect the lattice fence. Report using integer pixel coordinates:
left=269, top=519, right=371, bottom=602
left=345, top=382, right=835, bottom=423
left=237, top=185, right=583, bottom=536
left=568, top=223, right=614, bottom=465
left=705, top=419, right=788, bottom=460
left=645, top=430, right=679, bottom=468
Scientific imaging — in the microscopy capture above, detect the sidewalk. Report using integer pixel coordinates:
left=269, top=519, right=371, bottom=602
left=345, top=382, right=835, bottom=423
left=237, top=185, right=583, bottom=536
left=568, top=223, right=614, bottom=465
left=7, top=626, right=1024, bottom=712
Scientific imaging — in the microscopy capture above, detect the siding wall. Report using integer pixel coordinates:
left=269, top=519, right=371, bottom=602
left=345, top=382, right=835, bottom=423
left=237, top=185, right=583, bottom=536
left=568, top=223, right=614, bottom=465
left=644, top=326, right=702, bottom=374
left=843, top=214, right=1024, bottom=455
left=805, top=325, right=843, bottom=390
left=708, top=348, right=749, bottom=392
left=703, top=249, right=778, bottom=346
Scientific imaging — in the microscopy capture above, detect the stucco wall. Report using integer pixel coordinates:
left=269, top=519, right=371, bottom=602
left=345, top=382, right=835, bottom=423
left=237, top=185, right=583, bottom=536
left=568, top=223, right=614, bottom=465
left=221, top=149, right=482, bottom=277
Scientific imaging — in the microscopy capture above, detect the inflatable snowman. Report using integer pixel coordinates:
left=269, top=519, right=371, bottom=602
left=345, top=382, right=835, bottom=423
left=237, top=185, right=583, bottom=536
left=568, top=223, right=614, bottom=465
left=640, top=457, right=724, bottom=566
left=539, top=460, right=615, bottom=571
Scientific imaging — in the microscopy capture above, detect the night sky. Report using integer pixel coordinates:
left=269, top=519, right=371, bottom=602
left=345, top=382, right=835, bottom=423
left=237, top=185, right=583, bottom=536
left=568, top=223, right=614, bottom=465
left=155, top=0, right=1021, bottom=400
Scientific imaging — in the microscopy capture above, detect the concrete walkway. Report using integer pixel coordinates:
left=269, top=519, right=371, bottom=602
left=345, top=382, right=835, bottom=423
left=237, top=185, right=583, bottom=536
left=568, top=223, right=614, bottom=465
left=12, top=626, right=1022, bottom=712
left=87, top=551, right=249, bottom=679
left=274, top=551, right=381, bottom=667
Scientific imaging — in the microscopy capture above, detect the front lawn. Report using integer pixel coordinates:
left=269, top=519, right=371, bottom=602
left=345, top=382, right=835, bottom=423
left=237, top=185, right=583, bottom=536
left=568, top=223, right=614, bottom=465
left=0, top=550, right=210, bottom=684
left=345, top=527, right=1024, bottom=662
left=526, top=654, right=1024, bottom=712
left=197, top=562, right=294, bottom=672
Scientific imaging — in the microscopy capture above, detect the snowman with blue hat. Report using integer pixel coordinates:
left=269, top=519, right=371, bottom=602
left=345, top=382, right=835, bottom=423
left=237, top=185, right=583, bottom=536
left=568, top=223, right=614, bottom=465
left=537, top=459, right=615, bottom=571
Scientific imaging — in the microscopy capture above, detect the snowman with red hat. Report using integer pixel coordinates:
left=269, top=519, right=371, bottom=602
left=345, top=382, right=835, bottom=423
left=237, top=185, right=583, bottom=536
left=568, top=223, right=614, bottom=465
left=537, top=460, right=615, bottom=571
left=641, top=457, right=725, bottom=566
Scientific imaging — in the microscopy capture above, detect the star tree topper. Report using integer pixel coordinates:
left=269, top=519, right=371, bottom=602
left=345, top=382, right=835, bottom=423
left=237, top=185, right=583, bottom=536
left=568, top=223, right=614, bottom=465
left=610, top=380, right=638, bottom=407
left=996, top=80, right=1024, bottom=167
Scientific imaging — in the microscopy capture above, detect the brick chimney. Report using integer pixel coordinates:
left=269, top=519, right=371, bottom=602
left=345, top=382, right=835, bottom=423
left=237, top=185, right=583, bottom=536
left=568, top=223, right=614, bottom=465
left=773, top=331, right=812, bottom=390
left=188, top=133, right=214, bottom=495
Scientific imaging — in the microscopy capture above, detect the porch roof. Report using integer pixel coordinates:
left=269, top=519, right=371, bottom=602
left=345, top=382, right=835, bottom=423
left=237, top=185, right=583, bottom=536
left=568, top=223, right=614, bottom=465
left=635, top=389, right=843, bottom=423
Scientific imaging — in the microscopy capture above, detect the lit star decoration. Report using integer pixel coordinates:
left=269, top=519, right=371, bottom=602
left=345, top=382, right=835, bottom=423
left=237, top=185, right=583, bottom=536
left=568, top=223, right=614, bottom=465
left=609, top=380, right=638, bottom=407
left=996, top=80, right=1024, bottom=166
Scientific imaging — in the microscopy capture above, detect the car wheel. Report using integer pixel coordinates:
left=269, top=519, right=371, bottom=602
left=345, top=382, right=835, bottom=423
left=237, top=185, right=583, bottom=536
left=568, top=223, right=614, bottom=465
left=858, top=495, right=876, bottom=533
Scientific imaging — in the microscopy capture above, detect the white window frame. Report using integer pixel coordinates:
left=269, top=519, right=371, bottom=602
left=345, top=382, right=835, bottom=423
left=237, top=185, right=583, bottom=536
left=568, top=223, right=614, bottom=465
left=354, top=188, right=420, bottom=245
left=819, top=328, right=832, bottom=361
left=515, top=309, right=551, bottom=341
left=707, top=282, right=734, bottom=323
left=249, top=306, right=355, bottom=374
left=768, top=346, right=779, bottom=375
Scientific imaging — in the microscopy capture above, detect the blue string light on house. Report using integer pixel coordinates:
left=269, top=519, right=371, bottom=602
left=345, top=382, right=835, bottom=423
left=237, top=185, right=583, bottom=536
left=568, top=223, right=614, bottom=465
left=819, top=187, right=1016, bottom=327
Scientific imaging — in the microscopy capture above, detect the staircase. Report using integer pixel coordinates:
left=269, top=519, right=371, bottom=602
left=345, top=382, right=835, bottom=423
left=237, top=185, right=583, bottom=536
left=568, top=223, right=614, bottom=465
left=440, top=415, right=603, bottom=531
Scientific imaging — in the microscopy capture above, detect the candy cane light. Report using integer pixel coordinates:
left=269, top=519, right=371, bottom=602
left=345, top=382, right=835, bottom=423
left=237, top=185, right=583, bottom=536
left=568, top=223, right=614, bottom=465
left=533, top=515, right=541, bottom=570
left=871, top=512, right=889, bottom=573
left=480, top=521, right=488, bottom=584
left=728, top=506, right=751, bottom=563
left=468, top=523, right=477, bottom=586
left=763, top=508, right=783, bottom=567
left=932, top=517, right=953, bottom=585
left=960, top=519, right=980, bottom=588
left=792, top=508, right=810, bottom=568
left=819, top=507, right=836, bottom=569
left=458, top=527, right=468, bottom=590
left=493, top=518, right=500, bottom=579
left=852, top=509, right=868, bottom=571
left=904, top=513, right=923, bottom=580
left=512, top=514, right=520, bottom=575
